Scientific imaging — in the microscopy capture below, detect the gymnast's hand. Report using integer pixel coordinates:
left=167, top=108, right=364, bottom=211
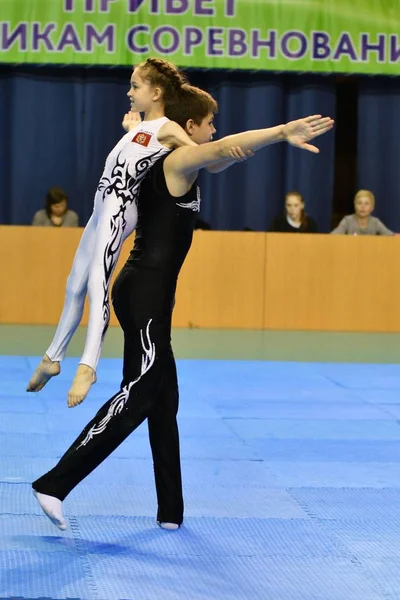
left=283, top=115, right=334, bottom=154
left=228, top=146, right=255, bottom=162
left=122, top=111, right=142, bottom=132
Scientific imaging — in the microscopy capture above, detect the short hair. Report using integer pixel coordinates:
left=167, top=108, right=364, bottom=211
left=165, top=84, right=218, bottom=129
left=354, top=189, right=375, bottom=208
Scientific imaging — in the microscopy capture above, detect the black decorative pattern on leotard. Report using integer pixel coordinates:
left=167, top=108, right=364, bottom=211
left=97, top=153, right=135, bottom=204
left=98, top=148, right=164, bottom=343
left=97, top=148, right=163, bottom=207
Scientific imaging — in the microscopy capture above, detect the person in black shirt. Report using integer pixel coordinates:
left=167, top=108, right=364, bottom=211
left=272, top=191, right=317, bottom=233
left=32, top=85, right=333, bottom=533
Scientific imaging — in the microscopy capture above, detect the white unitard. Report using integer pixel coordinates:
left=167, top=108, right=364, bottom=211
left=46, top=117, right=170, bottom=371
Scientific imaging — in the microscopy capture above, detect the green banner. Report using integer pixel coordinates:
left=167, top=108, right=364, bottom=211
left=0, top=0, right=399, bottom=74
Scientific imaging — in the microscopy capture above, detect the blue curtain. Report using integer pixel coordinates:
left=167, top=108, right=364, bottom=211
left=0, top=66, right=129, bottom=226
left=0, top=66, right=336, bottom=231
left=358, top=78, right=400, bottom=232
left=191, top=71, right=336, bottom=232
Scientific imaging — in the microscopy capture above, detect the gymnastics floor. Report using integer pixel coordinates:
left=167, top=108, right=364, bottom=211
left=1, top=327, right=400, bottom=600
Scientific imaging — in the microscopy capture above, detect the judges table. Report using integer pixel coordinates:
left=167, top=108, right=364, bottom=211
left=1, top=226, right=399, bottom=332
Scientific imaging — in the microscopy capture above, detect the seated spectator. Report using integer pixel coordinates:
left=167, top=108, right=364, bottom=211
left=32, top=187, right=79, bottom=227
left=331, top=189, right=393, bottom=235
left=271, top=191, right=317, bottom=233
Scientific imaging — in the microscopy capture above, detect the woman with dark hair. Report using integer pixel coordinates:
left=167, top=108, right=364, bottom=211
left=32, top=187, right=79, bottom=227
left=271, top=190, right=317, bottom=233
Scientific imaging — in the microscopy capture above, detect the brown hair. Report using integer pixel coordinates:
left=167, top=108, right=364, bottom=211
left=164, top=83, right=218, bottom=129
left=354, top=189, right=375, bottom=209
left=285, top=190, right=308, bottom=230
left=45, top=186, right=68, bottom=217
left=136, top=57, right=187, bottom=107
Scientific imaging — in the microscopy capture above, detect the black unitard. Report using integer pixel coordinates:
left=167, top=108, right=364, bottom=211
left=33, top=155, right=199, bottom=525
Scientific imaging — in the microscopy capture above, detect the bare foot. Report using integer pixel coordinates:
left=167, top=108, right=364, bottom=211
left=68, top=364, right=96, bottom=408
left=26, top=354, right=61, bottom=392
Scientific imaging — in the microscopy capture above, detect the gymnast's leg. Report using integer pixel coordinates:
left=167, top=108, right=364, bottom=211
left=26, top=213, right=97, bottom=392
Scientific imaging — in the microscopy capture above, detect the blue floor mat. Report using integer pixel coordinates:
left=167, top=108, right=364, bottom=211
left=289, top=487, right=400, bottom=520
left=2, top=356, right=400, bottom=599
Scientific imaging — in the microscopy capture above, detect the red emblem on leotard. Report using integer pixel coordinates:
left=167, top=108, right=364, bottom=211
left=132, top=132, right=151, bottom=146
